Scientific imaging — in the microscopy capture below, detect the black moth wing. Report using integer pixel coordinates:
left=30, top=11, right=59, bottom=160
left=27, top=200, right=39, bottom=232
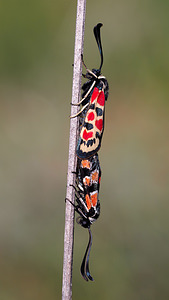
left=76, top=155, right=101, bottom=222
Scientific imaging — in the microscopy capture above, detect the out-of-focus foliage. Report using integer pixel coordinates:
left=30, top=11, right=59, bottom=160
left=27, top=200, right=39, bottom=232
left=0, top=0, right=169, bottom=299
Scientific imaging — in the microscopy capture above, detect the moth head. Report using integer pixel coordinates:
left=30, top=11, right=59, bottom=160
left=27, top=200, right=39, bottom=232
left=92, top=68, right=102, bottom=77
left=84, top=68, right=101, bottom=80
left=76, top=216, right=91, bottom=228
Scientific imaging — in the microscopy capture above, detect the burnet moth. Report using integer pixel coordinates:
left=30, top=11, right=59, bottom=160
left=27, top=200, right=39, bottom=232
left=67, top=154, right=101, bottom=281
left=67, top=23, right=108, bottom=281
left=71, top=23, right=109, bottom=159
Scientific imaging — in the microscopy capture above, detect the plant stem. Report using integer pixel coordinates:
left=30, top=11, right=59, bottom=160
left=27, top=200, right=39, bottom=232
left=62, top=1, right=86, bottom=299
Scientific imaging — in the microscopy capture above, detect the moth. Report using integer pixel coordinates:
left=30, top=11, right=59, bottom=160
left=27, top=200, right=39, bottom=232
left=71, top=23, right=109, bottom=159
left=67, top=154, right=101, bottom=281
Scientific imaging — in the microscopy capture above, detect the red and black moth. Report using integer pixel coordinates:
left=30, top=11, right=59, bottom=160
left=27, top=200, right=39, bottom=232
left=67, top=23, right=108, bottom=281
left=71, top=23, right=109, bottom=159
left=67, top=154, right=101, bottom=281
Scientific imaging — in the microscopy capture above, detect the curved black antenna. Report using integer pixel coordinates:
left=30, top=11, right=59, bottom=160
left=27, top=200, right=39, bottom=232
left=80, top=227, right=94, bottom=281
left=85, top=228, right=94, bottom=281
left=93, top=23, right=103, bottom=71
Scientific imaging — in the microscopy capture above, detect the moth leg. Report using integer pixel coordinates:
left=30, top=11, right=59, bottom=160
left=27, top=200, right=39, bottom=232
left=71, top=81, right=96, bottom=107
left=65, top=198, right=87, bottom=220
left=70, top=102, right=89, bottom=118
left=70, top=184, right=82, bottom=198
left=65, top=197, right=76, bottom=207
left=81, top=54, right=87, bottom=70
left=69, top=183, right=76, bottom=190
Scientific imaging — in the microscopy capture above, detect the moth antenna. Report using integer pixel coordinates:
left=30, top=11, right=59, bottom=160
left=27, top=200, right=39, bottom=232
left=85, top=228, right=94, bottom=281
left=93, top=23, right=103, bottom=71
left=80, top=227, right=94, bottom=281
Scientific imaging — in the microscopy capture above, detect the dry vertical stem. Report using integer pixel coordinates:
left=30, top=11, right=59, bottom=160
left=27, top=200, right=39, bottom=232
left=62, top=0, right=86, bottom=299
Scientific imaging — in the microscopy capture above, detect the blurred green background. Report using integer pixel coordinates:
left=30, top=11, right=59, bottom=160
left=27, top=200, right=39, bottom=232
left=0, top=0, right=169, bottom=299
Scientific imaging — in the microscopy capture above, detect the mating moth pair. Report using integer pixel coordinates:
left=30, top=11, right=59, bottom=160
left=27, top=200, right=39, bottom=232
left=67, top=23, right=109, bottom=281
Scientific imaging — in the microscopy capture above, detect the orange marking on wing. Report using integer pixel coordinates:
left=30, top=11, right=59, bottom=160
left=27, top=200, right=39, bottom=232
left=81, top=160, right=90, bottom=169
left=85, top=194, right=91, bottom=210
left=91, top=171, right=99, bottom=182
left=91, top=87, right=99, bottom=103
left=83, top=177, right=90, bottom=186
left=91, top=192, right=98, bottom=207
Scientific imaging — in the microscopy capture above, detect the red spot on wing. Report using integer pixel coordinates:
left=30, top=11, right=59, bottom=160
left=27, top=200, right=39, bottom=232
left=95, top=119, right=103, bottom=131
left=82, top=129, right=93, bottom=141
left=91, top=87, right=99, bottom=103
left=87, top=111, right=95, bottom=121
left=97, top=91, right=105, bottom=106
left=99, top=176, right=101, bottom=184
